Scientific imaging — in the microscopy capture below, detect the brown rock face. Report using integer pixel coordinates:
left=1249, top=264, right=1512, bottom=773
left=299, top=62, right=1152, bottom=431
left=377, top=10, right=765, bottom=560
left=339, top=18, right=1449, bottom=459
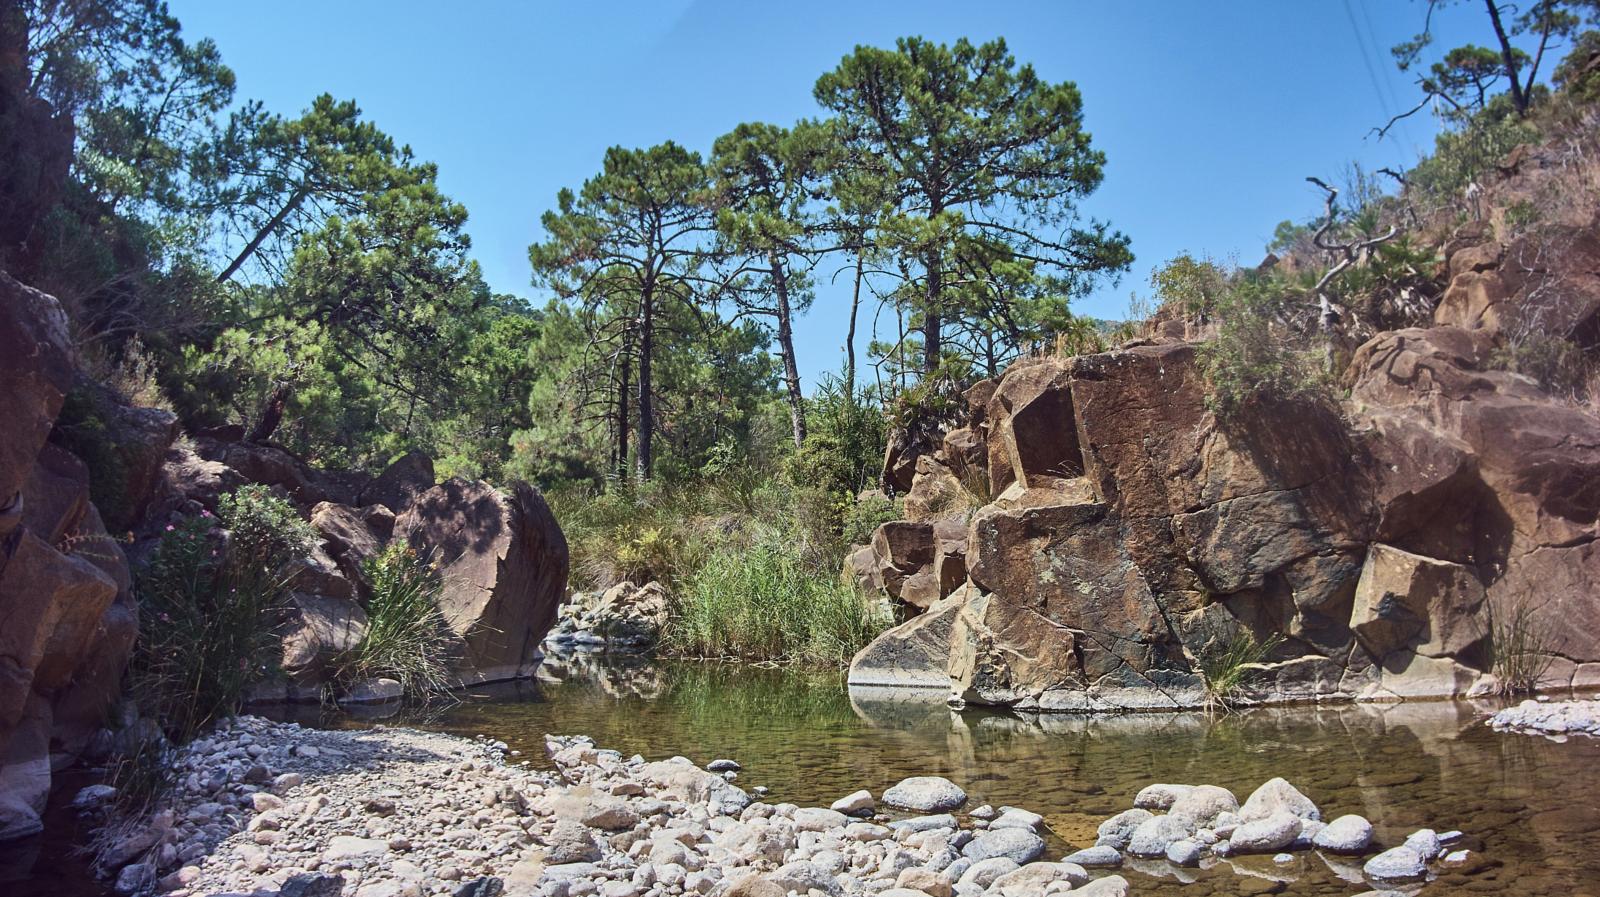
left=1349, top=544, right=1488, bottom=663
left=361, top=450, right=435, bottom=514
left=310, top=501, right=384, bottom=590
left=0, top=274, right=135, bottom=841
left=395, top=479, right=569, bottom=683
left=1348, top=326, right=1600, bottom=671
left=984, top=360, right=1081, bottom=494
left=0, top=272, right=73, bottom=508
left=855, top=324, right=1600, bottom=708
left=847, top=591, right=969, bottom=689
left=280, top=592, right=369, bottom=684
left=1434, top=219, right=1600, bottom=350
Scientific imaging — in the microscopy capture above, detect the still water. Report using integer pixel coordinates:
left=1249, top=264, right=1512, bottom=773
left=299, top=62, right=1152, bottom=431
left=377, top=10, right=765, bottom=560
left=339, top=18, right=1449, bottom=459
left=7, top=656, right=1600, bottom=895
left=429, top=657, right=1600, bottom=896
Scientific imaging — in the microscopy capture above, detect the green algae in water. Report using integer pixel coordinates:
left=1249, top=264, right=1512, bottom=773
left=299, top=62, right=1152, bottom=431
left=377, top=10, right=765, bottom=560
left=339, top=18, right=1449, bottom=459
left=420, top=659, right=1600, bottom=896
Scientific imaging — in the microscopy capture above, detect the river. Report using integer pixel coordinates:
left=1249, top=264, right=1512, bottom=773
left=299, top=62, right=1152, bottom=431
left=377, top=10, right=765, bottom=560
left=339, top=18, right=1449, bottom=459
left=7, top=655, right=1600, bottom=895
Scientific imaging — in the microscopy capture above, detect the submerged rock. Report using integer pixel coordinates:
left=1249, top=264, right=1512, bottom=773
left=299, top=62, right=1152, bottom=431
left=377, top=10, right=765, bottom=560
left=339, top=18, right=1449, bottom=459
left=1363, top=845, right=1428, bottom=882
left=1313, top=814, right=1375, bottom=853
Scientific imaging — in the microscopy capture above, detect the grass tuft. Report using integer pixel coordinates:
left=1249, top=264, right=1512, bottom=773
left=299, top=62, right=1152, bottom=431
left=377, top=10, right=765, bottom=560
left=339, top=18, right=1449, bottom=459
left=331, top=544, right=455, bottom=700
left=1491, top=597, right=1557, bottom=696
left=1199, top=631, right=1283, bottom=712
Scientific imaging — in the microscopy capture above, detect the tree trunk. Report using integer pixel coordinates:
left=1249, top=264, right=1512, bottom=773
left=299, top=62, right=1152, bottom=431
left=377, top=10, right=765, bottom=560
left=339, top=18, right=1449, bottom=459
left=922, top=258, right=942, bottom=374
left=615, top=330, right=632, bottom=480
left=636, top=294, right=654, bottom=481
left=216, top=184, right=310, bottom=284
left=1485, top=0, right=1529, bottom=114
left=845, top=246, right=863, bottom=397
left=247, top=383, right=290, bottom=443
left=771, top=252, right=806, bottom=448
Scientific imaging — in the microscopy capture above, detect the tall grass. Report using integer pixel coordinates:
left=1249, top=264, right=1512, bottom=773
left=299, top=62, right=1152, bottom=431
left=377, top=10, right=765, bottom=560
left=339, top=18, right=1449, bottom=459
left=664, top=531, right=891, bottom=667
left=331, top=544, right=454, bottom=699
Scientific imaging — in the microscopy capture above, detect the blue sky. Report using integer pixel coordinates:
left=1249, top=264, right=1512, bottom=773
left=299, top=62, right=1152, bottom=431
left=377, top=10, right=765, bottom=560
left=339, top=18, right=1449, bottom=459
left=167, top=0, right=1487, bottom=388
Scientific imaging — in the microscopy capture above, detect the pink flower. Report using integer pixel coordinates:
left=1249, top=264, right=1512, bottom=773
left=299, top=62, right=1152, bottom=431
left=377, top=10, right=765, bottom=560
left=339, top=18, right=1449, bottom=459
left=165, top=524, right=175, bottom=531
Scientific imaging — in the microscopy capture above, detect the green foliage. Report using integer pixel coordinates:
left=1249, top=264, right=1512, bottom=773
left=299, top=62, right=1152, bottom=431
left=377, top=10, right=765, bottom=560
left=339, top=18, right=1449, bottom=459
left=1490, top=330, right=1591, bottom=394
left=1411, top=99, right=1540, bottom=199
left=133, top=485, right=312, bottom=740
left=1151, top=253, right=1228, bottom=319
left=665, top=529, right=891, bottom=666
left=1196, top=269, right=1333, bottom=420
left=787, top=373, right=888, bottom=502
left=332, top=544, right=453, bottom=700
left=550, top=483, right=707, bottom=592
left=1199, top=631, right=1284, bottom=709
left=1504, top=198, right=1542, bottom=231
left=815, top=36, right=1132, bottom=373
left=51, top=388, right=134, bottom=527
left=840, top=492, right=900, bottom=550
left=1554, top=30, right=1600, bottom=99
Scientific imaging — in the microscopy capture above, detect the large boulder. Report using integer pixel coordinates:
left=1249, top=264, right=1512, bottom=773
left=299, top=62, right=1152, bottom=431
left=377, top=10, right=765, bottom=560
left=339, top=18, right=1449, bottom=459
left=309, top=501, right=385, bottom=590
left=360, top=450, right=434, bottom=515
left=0, top=271, right=73, bottom=508
left=847, top=589, right=969, bottom=689
left=1349, top=544, right=1488, bottom=664
left=395, top=479, right=568, bottom=683
left=280, top=592, right=368, bottom=684
left=984, top=359, right=1080, bottom=494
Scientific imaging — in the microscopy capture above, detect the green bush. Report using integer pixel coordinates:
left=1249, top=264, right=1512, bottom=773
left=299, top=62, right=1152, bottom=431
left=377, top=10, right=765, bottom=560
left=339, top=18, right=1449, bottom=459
left=1490, top=596, right=1556, bottom=695
left=132, top=485, right=314, bottom=740
left=1197, top=270, right=1333, bottom=421
left=1151, top=252, right=1229, bottom=320
left=1411, top=99, right=1538, bottom=200
left=841, top=491, right=900, bottom=548
left=51, top=388, right=134, bottom=528
left=664, top=530, right=891, bottom=667
left=787, top=373, right=887, bottom=502
left=1553, top=30, right=1600, bottom=101
left=549, top=481, right=707, bottom=591
left=332, top=544, right=453, bottom=699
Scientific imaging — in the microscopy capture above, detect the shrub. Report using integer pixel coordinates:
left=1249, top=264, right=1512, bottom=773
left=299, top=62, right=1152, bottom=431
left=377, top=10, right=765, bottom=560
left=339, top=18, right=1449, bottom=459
left=664, top=530, right=892, bottom=667
left=1197, top=270, right=1333, bottom=420
left=1553, top=30, right=1600, bottom=101
left=788, top=373, right=887, bottom=502
left=1151, top=252, right=1229, bottom=320
left=51, top=388, right=134, bottom=527
left=1411, top=99, right=1539, bottom=201
left=841, top=491, right=900, bottom=548
left=332, top=544, right=454, bottom=699
left=549, top=481, right=706, bottom=591
left=132, top=485, right=314, bottom=740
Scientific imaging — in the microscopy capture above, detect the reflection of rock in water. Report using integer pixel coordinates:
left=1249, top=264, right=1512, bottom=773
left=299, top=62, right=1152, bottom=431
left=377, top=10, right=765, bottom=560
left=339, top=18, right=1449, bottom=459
left=539, top=652, right=664, bottom=701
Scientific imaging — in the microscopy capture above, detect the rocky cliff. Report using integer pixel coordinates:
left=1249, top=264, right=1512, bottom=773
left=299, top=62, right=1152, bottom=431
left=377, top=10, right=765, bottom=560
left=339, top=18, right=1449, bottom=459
left=0, top=272, right=140, bottom=839
left=0, top=271, right=570, bottom=841
left=848, top=226, right=1600, bottom=710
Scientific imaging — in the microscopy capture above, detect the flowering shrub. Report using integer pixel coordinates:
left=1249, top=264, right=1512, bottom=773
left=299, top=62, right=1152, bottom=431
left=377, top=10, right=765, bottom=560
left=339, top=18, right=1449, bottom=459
left=133, top=486, right=314, bottom=741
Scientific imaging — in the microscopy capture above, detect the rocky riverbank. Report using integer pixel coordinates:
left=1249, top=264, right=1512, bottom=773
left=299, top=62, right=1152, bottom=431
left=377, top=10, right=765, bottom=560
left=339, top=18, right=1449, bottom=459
left=1489, top=698, right=1600, bottom=738
left=75, top=717, right=1485, bottom=897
